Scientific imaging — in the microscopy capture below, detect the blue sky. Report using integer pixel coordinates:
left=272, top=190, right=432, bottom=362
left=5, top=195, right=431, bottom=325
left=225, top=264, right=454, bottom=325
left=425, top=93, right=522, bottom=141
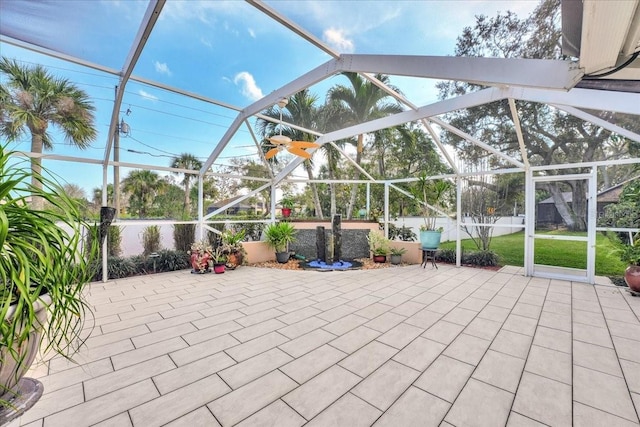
left=0, top=0, right=539, bottom=196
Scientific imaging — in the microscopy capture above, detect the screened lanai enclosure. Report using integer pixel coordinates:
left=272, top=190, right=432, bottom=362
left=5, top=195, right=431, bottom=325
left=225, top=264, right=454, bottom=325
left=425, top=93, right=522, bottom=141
left=1, top=0, right=639, bottom=283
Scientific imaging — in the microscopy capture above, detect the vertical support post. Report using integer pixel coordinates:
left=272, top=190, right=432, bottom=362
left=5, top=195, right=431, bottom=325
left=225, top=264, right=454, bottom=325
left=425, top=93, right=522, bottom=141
left=587, top=167, right=597, bottom=284
left=270, top=186, right=277, bottom=223
left=456, top=176, right=462, bottom=267
left=524, top=169, right=535, bottom=277
left=384, top=182, right=389, bottom=238
left=101, top=166, right=108, bottom=282
left=332, top=215, right=342, bottom=263
left=366, top=183, right=371, bottom=220
left=113, top=86, right=120, bottom=219
left=197, top=175, right=203, bottom=240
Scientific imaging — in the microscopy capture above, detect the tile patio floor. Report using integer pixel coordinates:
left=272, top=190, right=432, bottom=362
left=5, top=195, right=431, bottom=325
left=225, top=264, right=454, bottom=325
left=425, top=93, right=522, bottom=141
left=9, top=264, right=640, bottom=427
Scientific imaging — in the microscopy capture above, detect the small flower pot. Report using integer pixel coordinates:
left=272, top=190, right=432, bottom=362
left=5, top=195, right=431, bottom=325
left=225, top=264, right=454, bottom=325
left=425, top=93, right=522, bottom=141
left=390, top=254, right=402, bottom=265
left=276, top=251, right=290, bottom=263
left=373, top=254, right=387, bottom=263
left=213, top=263, right=225, bottom=274
left=281, top=208, right=292, bottom=218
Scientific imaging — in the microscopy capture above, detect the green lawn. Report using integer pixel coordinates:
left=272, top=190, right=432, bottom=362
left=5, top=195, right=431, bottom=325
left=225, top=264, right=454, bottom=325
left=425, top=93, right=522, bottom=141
left=439, top=231, right=626, bottom=276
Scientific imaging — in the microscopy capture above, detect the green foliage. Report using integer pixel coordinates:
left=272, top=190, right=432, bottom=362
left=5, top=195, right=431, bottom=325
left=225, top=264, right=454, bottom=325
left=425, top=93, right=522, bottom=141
left=436, top=249, right=457, bottom=263
left=263, top=222, right=297, bottom=252
left=86, top=225, right=122, bottom=257
left=390, top=246, right=407, bottom=256
left=280, top=196, right=295, bottom=209
left=464, top=250, right=500, bottom=267
left=142, top=225, right=161, bottom=256
left=388, top=224, right=417, bottom=242
left=0, top=144, right=99, bottom=387
left=410, top=174, right=453, bottom=231
left=155, top=249, right=190, bottom=272
left=173, top=223, right=195, bottom=252
left=367, top=230, right=390, bottom=256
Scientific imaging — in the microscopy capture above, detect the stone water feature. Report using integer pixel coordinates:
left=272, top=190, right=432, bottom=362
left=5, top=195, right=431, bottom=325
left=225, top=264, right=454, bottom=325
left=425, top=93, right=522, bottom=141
left=300, top=215, right=363, bottom=270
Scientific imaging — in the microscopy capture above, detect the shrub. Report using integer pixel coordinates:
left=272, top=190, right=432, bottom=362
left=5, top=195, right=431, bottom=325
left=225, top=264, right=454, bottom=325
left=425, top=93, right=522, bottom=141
left=173, top=223, right=195, bottom=252
left=465, top=250, right=500, bottom=266
left=86, top=224, right=122, bottom=257
left=142, top=225, right=161, bottom=256
left=436, top=248, right=457, bottom=263
left=155, top=249, right=190, bottom=272
left=92, top=256, right=138, bottom=280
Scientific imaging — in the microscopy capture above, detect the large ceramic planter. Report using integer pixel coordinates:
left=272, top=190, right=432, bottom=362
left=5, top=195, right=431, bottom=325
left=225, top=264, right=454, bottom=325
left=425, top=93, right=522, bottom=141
left=1, top=295, right=50, bottom=416
left=625, top=265, right=640, bottom=292
left=420, top=230, right=442, bottom=249
left=275, top=251, right=290, bottom=263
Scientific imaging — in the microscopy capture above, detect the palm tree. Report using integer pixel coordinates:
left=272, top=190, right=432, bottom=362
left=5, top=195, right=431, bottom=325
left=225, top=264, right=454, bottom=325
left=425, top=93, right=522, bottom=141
left=170, top=153, right=202, bottom=216
left=92, top=184, right=114, bottom=208
left=256, top=90, right=325, bottom=218
left=121, top=170, right=164, bottom=218
left=0, top=57, right=97, bottom=209
left=327, top=73, right=402, bottom=218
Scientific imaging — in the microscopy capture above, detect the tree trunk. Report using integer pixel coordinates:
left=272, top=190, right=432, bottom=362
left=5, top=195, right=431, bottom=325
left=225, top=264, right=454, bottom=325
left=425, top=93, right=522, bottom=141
left=304, top=162, right=323, bottom=219
left=570, top=180, right=587, bottom=231
left=30, top=132, right=44, bottom=210
left=547, top=183, right=578, bottom=231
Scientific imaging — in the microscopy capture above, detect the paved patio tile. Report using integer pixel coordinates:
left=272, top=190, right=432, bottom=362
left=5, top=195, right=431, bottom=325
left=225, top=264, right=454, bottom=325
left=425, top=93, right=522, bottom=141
left=283, top=365, right=361, bottom=420
left=44, top=380, right=159, bottom=427
left=413, top=355, right=474, bottom=403
left=235, top=399, right=305, bottom=427
left=573, top=340, right=623, bottom=377
left=153, top=352, right=234, bottom=395
left=208, top=370, right=298, bottom=427
left=491, top=329, right=533, bottom=359
left=329, top=325, right=381, bottom=354
left=351, top=360, right=420, bottom=410
left=506, top=412, right=547, bottom=426
left=225, top=331, right=289, bottom=362
left=573, top=402, right=639, bottom=427
left=281, top=344, right=347, bottom=384
left=373, top=386, right=450, bottom=427
left=445, top=378, right=514, bottom=427
left=573, top=365, right=638, bottom=423
left=339, top=341, right=398, bottom=378
left=392, top=337, right=446, bottom=371
left=14, top=268, right=640, bottom=427
left=474, top=349, right=526, bottom=393
left=512, top=372, right=572, bottom=426
left=306, top=393, right=382, bottom=427
left=129, top=375, right=230, bottom=427
left=525, top=345, right=572, bottom=385
left=443, top=333, right=491, bottom=366
left=219, top=348, right=293, bottom=389
left=84, top=355, right=175, bottom=399
left=376, top=322, right=424, bottom=349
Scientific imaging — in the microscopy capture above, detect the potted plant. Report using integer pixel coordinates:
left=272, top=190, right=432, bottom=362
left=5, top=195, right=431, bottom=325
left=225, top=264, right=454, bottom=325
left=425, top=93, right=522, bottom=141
left=188, top=240, right=212, bottom=273
left=1, top=145, right=100, bottom=417
left=368, top=230, right=390, bottom=263
left=616, top=234, right=640, bottom=292
left=280, top=196, right=295, bottom=218
left=263, top=222, right=296, bottom=263
left=212, top=247, right=226, bottom=274
left=390, top=247, right=407, bottom=265
left=411, top=173, right=453, bottom=249
left=221, top=229, right=246, bottom=269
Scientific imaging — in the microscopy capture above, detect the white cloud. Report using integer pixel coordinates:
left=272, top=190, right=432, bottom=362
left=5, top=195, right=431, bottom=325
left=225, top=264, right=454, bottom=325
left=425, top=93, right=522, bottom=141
left=138, top=90, right=158, bottom=101
left=154, top=61, right=172, bottom=76
left=248, top=28, right=256, bottom=38
left=200, top=37, right=213, bottom=48
left=323, top=28, right=354, bottom=53
left=233, top=72, right=263, bottom=101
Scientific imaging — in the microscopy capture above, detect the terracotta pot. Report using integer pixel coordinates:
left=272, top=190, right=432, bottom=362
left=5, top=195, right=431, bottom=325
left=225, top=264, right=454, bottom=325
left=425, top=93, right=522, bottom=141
left=226, top=252, right=243, bottom=269
left=625, top=265, right=640, bottom=292
left=373, top=254, right=387, bottom=263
